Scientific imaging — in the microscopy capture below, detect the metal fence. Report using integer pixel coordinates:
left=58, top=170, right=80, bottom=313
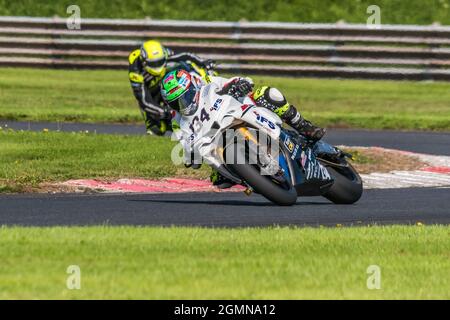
left=0, top=16, right=449, bottom=80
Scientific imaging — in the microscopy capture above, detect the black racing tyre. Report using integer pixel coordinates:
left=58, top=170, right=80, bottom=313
left=321, top=162, right=363, bottom=204
left=228, top=144, right=297, bottom=206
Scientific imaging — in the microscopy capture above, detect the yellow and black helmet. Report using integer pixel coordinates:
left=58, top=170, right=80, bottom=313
left=140, top=40, right=168, bottom=76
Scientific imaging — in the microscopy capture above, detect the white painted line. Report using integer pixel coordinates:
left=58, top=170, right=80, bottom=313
left=361, top=170, right=450, bottom=189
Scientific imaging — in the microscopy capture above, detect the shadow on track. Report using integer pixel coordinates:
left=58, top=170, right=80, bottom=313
left=128, top=199, right=332, bottom=207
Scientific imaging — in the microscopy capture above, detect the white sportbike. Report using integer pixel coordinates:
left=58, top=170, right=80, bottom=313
left=176, top=76, right=363, bottom=206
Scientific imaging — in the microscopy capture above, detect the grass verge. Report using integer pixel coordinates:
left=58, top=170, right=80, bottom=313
left=0, top=225, right=449, bottom=299
left=0, top=130, right=209, bottom=192
left=0, top=130, right=426, bottom=192
left=1, top=68, right=450, bottom=131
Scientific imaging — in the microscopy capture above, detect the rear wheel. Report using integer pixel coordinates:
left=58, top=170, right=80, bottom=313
left=320, top=161, right=363, bottom=204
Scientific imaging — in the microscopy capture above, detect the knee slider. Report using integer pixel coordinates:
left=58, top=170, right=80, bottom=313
left=265, top=87, right=286, bottom=107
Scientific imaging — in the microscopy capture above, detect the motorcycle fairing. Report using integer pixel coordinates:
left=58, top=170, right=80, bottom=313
left=178, top=78, right=333, bottom=196
left=279, top=129, right=334, bottom=196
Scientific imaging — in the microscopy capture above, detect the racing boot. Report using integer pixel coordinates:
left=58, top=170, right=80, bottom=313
left=283, top=105, right=326, bottom=142
left=145, top=117, right=172, bottom=136
left=252, top=86, right=325, bottom=142
left=210, top=169, right=236, bottom=189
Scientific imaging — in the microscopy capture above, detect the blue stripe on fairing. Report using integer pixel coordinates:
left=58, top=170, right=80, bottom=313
left=278, top=154, right=291, bottom=182
left=279, top=130, right=304, bottom=185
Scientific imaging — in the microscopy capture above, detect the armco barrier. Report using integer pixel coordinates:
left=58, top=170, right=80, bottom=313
left=0, top=16, right=449, bottom=80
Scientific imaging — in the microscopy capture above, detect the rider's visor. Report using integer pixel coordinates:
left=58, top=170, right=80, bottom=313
left=143, top=57, right=166, bottom=69
left=177, top=85, right=199, bottom=116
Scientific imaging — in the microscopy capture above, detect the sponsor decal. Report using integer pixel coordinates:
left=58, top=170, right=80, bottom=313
left=253, top=111, right=276, bottom=130
left=284, top=136, right=295, bottom=153
left=253, top=87, right=264, bottom=99
left=210, top=98, right=223, bottom=111
left=291, top=144, right=300, bottom=160
left=300, top=151, right=307, bottom=168
left=163, top=74, right=174, bottom=83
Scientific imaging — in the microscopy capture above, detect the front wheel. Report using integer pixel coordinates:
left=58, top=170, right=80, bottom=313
left=320, top=161, right=363, bottom=204
left=227, top=144, right=297, bottom=206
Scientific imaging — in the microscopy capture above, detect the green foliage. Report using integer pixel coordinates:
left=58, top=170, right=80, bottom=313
left=0, top=0, right=448, bottom=25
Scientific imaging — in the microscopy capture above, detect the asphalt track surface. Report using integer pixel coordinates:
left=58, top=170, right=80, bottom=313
left=0, top=187, right=449, bottom=227
left=1, top=121, right=449, bottom=227
left=2, top=120, right=450, bottom=155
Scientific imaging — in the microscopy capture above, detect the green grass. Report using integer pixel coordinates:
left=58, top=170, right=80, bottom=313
left=0, top=0, right=448, bottom=25
left=0, top=130, right=427, bottom=191
left=256, top=75, right=450, bottom=131
left=0, top=130, right=210, bottom=191
left=0, top=225, right=449, bottom=299
left=0, top=68, right=138, bottom=124
left=1, top=68, right=450, bottom=131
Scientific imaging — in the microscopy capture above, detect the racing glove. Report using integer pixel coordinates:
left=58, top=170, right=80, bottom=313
left=203, top=59, right=216, bottom=71
left=218, top=77, right=254, bottom=100
left=161, top=106, right=173, bottom=121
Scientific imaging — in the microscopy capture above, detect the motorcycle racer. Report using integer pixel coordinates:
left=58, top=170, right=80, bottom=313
left=161, top=69, right=326, bottom=188
left=128, top=40, right=214, bottom=135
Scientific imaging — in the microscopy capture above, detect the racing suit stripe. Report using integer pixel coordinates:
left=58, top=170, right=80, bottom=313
left=139, top=85, right=162, bottom=116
